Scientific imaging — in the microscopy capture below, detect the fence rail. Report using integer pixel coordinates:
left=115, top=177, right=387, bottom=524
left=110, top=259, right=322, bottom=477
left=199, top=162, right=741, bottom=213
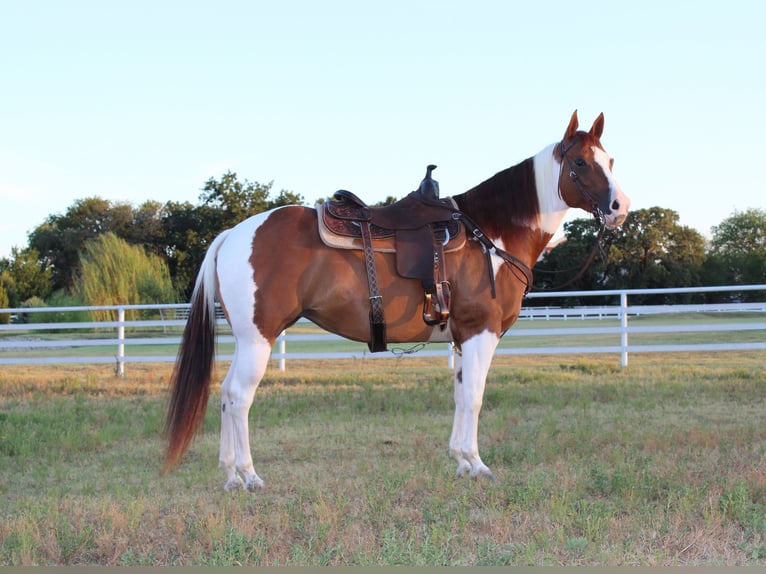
left=1, top=285, right=765, bottom=375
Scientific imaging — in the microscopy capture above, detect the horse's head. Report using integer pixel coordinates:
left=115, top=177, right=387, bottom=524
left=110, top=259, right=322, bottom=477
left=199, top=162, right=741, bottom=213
left=557, top=111, right=630, bottom=228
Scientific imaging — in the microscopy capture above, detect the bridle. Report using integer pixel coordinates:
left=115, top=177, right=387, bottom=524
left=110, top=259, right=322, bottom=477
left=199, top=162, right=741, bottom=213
left=558, top=138, right=607, bottom=227
left=528, top=139, right=614, bottom=292
left=443, top=138, right=615, bottom=295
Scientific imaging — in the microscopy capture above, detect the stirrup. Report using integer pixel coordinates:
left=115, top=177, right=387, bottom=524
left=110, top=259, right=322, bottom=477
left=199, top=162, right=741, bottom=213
left=422, top=281, right=451, bottom=326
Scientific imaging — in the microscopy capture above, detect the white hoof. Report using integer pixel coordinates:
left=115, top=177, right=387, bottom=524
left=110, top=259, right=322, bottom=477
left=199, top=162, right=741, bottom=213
left=224, top=475, right=244, bottom=492
left=470, top=465, right=496, bottom=481
left=455, top=459, right=472, bottom=476
left=244, top=475, right=265, bottom=492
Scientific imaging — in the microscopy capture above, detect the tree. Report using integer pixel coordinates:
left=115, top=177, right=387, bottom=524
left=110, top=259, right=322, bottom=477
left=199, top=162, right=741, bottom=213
left=198, top=171, right=303, bottom=231
left=75, top=233, right=177, bottom=321
left=710, top=208, right=766, bottom=256
left=535, top=207, right=707, bottom=304
left=125, top=200, right=166, bottom=248
left=164, top=172, right=304, bottom=298
left=0, top=284, right=9, bottom=324
left=609, top=207, right=707, bottom=296
left=28, top=197, right=152, bottom=292
left=23, top=173, right=303, bottom=300
left=703, top=208, right=766, bottom=298
left=0, top=247, right=53, bottom=307
left=533, top=218, right=609, bottom=304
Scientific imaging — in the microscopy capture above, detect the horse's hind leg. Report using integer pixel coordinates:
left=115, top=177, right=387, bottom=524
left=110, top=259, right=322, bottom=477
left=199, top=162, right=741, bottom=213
left=219, top=339, right=271, bottom=491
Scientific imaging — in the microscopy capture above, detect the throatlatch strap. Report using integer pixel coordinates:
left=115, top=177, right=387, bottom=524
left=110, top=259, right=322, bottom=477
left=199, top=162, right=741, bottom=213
left=360, top=221, right=387, bottom=352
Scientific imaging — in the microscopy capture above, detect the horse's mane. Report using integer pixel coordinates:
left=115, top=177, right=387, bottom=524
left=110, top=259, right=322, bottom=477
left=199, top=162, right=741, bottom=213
left=453, top=157, right=540, bottom=242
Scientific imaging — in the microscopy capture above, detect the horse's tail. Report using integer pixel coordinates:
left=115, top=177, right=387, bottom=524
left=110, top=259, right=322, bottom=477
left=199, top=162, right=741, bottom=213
left=163, top=230, right=230, bottom=474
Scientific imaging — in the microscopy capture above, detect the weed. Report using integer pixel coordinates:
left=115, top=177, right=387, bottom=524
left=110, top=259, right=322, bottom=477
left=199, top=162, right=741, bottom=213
left=3, top=355, right=766, bottom=565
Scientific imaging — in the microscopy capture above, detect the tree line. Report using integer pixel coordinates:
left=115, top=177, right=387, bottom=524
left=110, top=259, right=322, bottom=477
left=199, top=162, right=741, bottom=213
left=534, top=206, right=766, bottom=304
left=0, top=172, right=302, bottom=318
left=1, top=171, right=765, bottom=317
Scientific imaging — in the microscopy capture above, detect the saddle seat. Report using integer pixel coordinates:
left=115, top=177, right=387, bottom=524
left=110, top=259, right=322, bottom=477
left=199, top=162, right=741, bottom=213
left=320, top=188, right=464, bottom=282
left=321, top=189, right=464, bottom=246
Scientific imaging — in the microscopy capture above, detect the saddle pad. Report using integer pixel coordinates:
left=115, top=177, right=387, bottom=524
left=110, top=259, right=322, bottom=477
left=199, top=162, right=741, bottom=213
left=316, top=202, right=466, bottom=254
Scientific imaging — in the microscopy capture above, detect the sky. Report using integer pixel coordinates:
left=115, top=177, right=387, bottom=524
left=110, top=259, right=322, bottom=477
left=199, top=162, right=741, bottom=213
left=2, top=0, right=765, bottom=259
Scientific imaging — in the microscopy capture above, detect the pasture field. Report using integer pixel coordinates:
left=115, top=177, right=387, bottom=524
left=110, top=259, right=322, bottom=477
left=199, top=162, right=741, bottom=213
left=2, top=352, right=766, bottom=565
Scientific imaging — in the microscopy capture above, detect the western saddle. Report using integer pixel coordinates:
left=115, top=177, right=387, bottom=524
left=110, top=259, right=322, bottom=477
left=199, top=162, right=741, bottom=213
left=319, top=165, right=464, bottom=352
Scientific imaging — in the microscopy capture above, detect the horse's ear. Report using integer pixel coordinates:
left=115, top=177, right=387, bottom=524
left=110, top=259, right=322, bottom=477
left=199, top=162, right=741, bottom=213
left=590, top=112, right=605, bottom=139
left=564, top=110, right=579, bottom=142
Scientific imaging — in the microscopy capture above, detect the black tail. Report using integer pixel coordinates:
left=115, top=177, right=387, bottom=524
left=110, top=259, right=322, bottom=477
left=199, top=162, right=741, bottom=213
left=163, top=268, right=218, bottom=473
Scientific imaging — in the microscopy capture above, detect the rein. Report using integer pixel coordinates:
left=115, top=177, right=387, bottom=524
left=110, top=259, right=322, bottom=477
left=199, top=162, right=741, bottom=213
left=526, top=139, right=614, bottom=292
left=452, top=211, right=535, bottom=296
left=407, top=193, right=536, bottom=297
left=416, top=138, right=613, bottom=297
left=531, top=223, right=613, bottom=292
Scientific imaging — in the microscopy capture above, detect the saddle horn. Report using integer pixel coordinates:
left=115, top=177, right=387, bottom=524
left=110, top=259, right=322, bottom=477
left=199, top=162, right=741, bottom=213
left=417, top=164, right=440, bottom=200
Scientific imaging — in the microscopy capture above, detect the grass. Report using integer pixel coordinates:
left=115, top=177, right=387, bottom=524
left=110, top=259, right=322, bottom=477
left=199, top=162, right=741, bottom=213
left=1, top=352, right=766, bottom=565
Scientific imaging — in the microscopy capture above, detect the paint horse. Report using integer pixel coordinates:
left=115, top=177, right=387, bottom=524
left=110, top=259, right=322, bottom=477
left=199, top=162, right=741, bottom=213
left=164, top=111, right=630, bottom=491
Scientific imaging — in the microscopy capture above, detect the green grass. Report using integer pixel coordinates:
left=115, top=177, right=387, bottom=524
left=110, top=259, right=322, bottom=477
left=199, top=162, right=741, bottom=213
left=2, top=353, right=766, bottom=565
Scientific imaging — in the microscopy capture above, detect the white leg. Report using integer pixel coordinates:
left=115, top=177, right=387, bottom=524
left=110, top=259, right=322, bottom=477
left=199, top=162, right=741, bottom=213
left=452, top=330, right=498, bottom=479
left=219, top=340, right=271, bottom=491
left=449, top=353, right=472, bottom=476
left=219, top=358, right=242, bottom=491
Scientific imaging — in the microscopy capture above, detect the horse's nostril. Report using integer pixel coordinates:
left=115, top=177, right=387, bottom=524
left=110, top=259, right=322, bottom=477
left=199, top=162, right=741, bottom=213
left=611, top=199, right=620, bottom=211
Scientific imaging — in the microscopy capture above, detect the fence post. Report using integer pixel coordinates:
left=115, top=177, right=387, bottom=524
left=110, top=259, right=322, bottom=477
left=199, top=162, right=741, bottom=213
left=620, top=291, right=629, bottom=368
left=117, top=306, right=125, bottom=377
left=278, top=330, right=286, bottom=372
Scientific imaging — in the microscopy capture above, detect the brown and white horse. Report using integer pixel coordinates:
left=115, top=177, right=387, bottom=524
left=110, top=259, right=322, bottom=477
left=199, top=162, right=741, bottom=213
left=164, top=111, right=630, bottom=491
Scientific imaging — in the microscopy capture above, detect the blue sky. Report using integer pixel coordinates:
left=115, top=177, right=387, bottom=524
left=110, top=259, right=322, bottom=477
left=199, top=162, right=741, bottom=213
left=2, top=0, right=765, bottom=258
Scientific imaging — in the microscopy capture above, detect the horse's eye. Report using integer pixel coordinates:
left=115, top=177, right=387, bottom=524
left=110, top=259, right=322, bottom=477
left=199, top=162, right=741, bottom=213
left=575, top=158, right=586, bottom=168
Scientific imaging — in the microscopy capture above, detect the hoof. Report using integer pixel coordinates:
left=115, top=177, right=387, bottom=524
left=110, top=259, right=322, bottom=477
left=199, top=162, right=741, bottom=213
left=455, top=460, right=472, bottom=477
left=470, top=466, right=496, bottom=481
left=244, top=476, right=265, bottom=492
left=224, top=476, right=244, bottom=492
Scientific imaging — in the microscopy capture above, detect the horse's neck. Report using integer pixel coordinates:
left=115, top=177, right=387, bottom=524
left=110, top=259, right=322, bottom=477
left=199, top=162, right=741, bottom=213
left=453, top=143, right=569, bottom=254
left=532, top=142, right=569, bottom=235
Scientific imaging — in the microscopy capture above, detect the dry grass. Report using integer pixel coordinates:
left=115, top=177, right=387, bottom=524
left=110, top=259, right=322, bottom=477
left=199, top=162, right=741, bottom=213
left=2, top=353, right=766, bottom=565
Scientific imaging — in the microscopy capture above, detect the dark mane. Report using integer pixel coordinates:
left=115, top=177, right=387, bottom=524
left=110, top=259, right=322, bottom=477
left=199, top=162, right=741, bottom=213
left=452, top=157, right=539, bottom=243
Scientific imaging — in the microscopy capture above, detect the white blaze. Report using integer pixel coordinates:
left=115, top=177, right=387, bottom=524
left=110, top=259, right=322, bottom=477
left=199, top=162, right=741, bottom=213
left=532, top=143, right=569, bottom=235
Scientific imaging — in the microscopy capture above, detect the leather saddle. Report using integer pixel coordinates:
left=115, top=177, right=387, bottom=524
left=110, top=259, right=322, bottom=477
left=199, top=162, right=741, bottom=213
left=319, top=166, right=464, bottom=351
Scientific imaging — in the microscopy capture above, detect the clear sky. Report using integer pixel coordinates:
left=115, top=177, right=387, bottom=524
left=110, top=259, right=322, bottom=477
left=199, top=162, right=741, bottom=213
left=2, top=0, right=765, bottom=258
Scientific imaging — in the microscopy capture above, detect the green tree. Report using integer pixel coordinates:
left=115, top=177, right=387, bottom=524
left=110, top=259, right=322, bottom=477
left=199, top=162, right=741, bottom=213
left=0, top=247, right=53, bottom=307
left=75, top=233, right=177, bottom=321
left=610, top=207, right=707, bottom=295
left=23, top=173, right=303, bottom=300
left=198, top=171, right=303, bottom=232
left=709, top=208, right=766, bottom=256
left=533, top=218, right=608, bottom=304
left=703, top=208, right=766, bottom=299
left=28, top=197, right=147, bottom=292
left=125, top=200, right=166, bottom=249
left=535, top=207, right=707, bottom=304
left=164, top=172, right=304, bottom=298
left=0, top=283, right=9, bottom=324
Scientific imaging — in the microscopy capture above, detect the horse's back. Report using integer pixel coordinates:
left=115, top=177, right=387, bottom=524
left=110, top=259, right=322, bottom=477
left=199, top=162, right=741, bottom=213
left=214, top=205, right=453, bottom=345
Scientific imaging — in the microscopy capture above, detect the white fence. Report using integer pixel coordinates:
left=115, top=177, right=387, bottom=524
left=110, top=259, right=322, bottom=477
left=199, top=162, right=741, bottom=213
left=1, top=285, right=765, bottom=375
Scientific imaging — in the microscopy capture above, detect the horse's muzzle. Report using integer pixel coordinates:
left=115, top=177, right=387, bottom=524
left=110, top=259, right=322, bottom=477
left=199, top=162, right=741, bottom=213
left=604, top=213, right=627, bottom=228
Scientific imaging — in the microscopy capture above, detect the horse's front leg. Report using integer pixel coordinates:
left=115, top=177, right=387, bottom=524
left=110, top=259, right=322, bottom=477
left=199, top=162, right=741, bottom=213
left=448, top=330, right=499, bottom=479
